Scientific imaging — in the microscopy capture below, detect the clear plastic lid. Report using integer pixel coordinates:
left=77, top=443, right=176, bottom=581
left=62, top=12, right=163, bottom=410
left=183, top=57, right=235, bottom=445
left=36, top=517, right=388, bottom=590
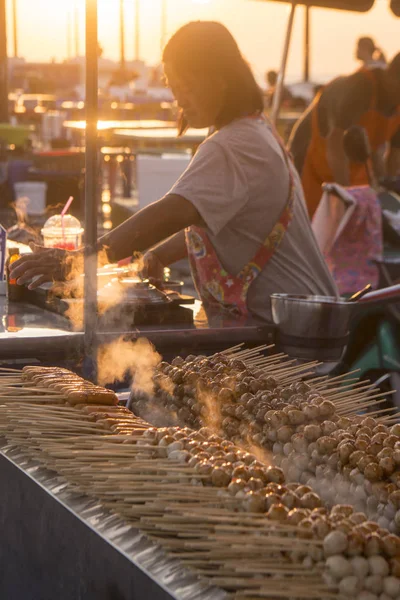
left=41, top=214, right=83, bottom=235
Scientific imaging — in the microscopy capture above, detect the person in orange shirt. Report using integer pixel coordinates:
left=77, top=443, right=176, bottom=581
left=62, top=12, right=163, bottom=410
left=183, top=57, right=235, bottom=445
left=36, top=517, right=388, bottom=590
left=289, top=53, right=400, bottom=217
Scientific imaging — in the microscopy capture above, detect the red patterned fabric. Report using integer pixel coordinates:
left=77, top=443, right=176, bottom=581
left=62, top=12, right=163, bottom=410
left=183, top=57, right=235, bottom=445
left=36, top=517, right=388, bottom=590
left=314, top=185, right=383, bottom=295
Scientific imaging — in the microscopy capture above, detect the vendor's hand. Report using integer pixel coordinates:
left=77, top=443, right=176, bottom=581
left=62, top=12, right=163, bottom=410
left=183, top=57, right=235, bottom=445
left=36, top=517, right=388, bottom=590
left=140, top=250, right=165, bottom=282
left=10, top=243, right=71, bottom=290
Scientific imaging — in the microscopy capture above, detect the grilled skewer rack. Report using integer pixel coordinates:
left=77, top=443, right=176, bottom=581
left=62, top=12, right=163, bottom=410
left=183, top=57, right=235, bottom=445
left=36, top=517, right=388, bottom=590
left=1, top=346, right=400, bottom=599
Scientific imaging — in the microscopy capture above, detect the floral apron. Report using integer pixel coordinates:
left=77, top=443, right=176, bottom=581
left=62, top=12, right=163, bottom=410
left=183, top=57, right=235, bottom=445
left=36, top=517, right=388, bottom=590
left=185, top=117, right=295, bottom=318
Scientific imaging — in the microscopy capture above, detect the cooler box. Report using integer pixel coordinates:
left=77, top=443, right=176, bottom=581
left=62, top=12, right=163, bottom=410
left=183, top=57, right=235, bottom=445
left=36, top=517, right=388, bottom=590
left=136, top=153, right=191, bottom=209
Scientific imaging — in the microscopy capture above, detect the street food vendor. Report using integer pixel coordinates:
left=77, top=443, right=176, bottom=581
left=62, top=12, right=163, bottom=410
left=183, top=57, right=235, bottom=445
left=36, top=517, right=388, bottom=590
left=10, top=22, right=336, bottom=322
left=289, top=53, right=400, bottom=218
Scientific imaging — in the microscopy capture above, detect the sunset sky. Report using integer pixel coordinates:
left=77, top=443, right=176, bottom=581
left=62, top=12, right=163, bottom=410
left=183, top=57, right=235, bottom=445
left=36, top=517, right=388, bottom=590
left=7, top=0, right=400, bottom=83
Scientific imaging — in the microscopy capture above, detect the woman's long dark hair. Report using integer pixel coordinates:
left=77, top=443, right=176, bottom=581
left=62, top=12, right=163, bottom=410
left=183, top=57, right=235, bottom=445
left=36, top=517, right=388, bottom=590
left=163, top=21, right=264, bottom=135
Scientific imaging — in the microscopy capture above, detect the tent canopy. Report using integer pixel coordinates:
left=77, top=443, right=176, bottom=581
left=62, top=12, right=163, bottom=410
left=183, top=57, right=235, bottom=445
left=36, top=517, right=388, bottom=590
left=253, top=1, right=400, bottom=14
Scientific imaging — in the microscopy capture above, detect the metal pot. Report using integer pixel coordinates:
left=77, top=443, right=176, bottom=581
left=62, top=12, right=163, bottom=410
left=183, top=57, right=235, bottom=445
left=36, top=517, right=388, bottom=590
left=270, top=294, right=352, bottom=362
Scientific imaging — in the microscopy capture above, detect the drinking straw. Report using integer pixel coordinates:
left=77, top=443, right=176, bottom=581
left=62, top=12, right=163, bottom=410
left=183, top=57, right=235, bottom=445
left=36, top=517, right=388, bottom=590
left=61, top=196, right=74, bottom=244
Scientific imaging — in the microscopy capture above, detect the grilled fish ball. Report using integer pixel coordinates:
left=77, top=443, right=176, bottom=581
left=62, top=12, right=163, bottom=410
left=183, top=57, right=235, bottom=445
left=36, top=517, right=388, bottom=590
left=316, top=436, right=337, bottom=455
left=246, top=477, right=264, bottom=491
left=301, top=492, right=322, bottom=510
left=323, top=530, right=349, bottom=557
left=380, top=457, right=396, bottom=477
left=390, top=423, right=400, bottom=436
left=211, top=467, right=232, bottom=487
left=277, top=425, right=293, bottom=444
left=383, top=576, right=400, bottom=598
left=287, top=508, right=309, bottom=525
left=384, top=436, right=399, bottom=449
left=265, top=493, right=281, bottom=509
left=232, top=465, right=250, bottom=481
left=338, top=576, right=361, bottom=596
left=303, top=404, right=320, bottom=422
left=393, top=509, right=400, bottom=529
left=224, top=452, right=238, bottom=464
left=295, top=485, right=313, bottom=497
left=332, top=504, right=354, bottom=518
left=243, top=492, right=265, bottom=514
left=364, top=463, right=384, bottom=482
left=389, top=557, right=400, bottom=577
left=361, top=416, right=377, bottom=429
left=195, top=461, right=213, bottom=476
left=281, top=491, right=297, bottom=509
left=248, top=466, right=266, bottom=481
left=349, top=512, right=368, bottom=525
left=373, top=423, right=389, bottom=433
left=391, top=471, right=400, bottom=488
left=365, top=533, right=383, bottom=556
left=266, top=466, right=285, bottom=484
left=267, top=503, right=289, bottom=522
left=349, top=450, right=366, bottom=468
left=326, top=555, right=352, bottom=579
left=304, top=424, right=322, bottom=442
left=313, top=518, right=331, bottom=539
left=228, top=478, right=246, bottom=495
left=355, top=438, right=370, bottom=452
left=388, top=490, right=400, bottom=509
left=368, top=556, right=390, bottom=577
left=319, top=400, right=336, bottom=419
left=188, top=456, right=201, bottom=469
left=287, top=409, right=305, bottom=426
left=382, top=535, right=400, bottom=558
left=158, top=435, right=175, bottom=447
left=292, top=433, right=308, bottom=453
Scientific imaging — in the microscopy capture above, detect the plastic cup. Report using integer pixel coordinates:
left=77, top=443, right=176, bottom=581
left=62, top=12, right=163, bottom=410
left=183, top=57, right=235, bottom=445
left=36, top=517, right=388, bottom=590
left=41, top=214, right=84, bottom=250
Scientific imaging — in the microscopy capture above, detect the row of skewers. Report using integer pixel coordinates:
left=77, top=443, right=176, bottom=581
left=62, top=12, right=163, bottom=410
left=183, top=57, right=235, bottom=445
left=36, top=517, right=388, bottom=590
left=0, top=358, right=399, bottom=598
left=129, top=347, right=400, bottom=537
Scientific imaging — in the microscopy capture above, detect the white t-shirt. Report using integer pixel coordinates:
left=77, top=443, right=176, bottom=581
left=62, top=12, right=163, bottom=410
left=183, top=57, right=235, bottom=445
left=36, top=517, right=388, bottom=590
left=169, top=116, right=337, bottom=322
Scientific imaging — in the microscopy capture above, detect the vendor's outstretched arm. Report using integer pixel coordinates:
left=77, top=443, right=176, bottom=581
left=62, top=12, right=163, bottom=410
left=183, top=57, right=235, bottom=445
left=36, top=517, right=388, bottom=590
left=98, top=194, right=202, bottom=263
left=150, top=230, right=188, bottom=266
left=10, top=194, right=201, bottom=288
left=326, top=128, right=350, bottom=186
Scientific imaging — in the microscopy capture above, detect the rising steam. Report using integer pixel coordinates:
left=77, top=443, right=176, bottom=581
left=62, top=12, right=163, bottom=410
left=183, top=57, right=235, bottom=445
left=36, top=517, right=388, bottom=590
left=97, top=336, right=161, bottom=395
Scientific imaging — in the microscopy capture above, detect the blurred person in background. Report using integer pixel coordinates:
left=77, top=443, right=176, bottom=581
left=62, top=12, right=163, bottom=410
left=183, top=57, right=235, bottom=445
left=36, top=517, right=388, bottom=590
left=264, top=70, right=293, bottom=110
left=289, top=53, right=400, bottom=217
left=11, top=22, right=336, bottom=323
left=356, top=36, right=387, bottom=70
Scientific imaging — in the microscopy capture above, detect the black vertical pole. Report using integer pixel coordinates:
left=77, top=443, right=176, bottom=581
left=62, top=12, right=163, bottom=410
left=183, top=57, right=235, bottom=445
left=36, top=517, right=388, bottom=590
left=304, top=5, right=310, bottom=83
left=135, top=0, right=140, bottom=61
left=119, top=0, right=126, bottom=71
left=160, top=0, right=167, bottom=55
left=84, top=0, right=98, bottom=382
left=67, top=9, right=72, bottom=60
left=271, top=0, right=296, bottom=125
left=0, top=0, right=8, bottom=123
left=75, top=1, right=80, bottom=57
left=12, top=0, right=17, bottom=58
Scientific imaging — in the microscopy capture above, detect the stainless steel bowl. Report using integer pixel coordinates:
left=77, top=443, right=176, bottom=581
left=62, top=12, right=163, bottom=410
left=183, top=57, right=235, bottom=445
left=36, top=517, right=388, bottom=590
left=270, top=294, right=352, bottom=362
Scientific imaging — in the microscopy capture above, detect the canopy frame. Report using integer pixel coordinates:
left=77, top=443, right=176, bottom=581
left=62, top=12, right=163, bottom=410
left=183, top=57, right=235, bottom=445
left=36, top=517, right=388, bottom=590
left=265, top=0, right=399, bottom=125
left=83, top=0, right=99, bottom=381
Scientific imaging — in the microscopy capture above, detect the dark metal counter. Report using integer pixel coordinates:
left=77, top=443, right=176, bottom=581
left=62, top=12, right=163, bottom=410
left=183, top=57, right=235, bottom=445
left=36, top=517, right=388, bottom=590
left=0, top=298, right=275, bottom=363
left=0, top=447, right=225, bottom=600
